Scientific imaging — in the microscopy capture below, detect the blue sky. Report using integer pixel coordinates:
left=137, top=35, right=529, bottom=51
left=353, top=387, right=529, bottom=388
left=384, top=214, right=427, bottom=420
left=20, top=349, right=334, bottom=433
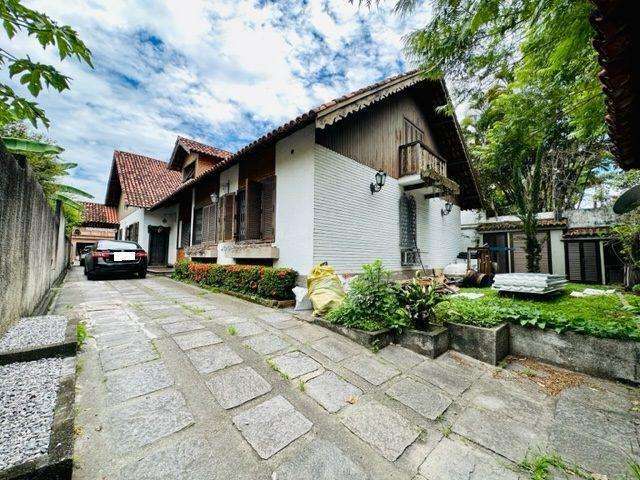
left=1, top=0, right=432, bottom=201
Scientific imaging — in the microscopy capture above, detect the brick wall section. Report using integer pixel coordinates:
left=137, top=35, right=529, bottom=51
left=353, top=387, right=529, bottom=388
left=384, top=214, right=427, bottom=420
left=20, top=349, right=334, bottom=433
left=0, top=146, right=70, bottom=332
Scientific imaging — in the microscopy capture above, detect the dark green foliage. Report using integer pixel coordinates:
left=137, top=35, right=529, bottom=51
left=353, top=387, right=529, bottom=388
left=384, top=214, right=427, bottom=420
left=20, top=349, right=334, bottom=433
left=171, top=260, right=297, bottom=301
left=436, top=286, right=640, bottom=341
left=1, top=0, right=93, bottom=127
left=398, top=276, right=444, bottom=330
left=327, top=260, right=408, bottom=332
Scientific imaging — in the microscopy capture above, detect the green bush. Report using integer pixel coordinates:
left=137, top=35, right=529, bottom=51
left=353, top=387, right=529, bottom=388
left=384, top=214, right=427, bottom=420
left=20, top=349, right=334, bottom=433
left=172, top=261, right=297, bottom=301
left=398, top=276, right=444, bottom=330
left=327, top=260, right=408, bottom=332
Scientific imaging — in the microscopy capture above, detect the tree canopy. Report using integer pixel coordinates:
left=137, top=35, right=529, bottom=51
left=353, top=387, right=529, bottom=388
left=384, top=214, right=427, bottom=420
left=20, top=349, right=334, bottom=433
left=0, top=0, right=92, bottom=127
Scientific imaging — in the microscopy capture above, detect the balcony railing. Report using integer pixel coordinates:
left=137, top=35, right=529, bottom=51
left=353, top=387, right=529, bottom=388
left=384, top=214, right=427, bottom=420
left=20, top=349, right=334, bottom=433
left=399, top=141, right=447, bottom=178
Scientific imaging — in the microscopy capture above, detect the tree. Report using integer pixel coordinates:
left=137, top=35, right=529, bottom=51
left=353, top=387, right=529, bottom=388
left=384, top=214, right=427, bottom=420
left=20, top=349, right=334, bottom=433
left=1, top=122, right=92, bottom=233
left=396, top=0, right=609, bottom=271
left=0, top=0, right=92, bottom=128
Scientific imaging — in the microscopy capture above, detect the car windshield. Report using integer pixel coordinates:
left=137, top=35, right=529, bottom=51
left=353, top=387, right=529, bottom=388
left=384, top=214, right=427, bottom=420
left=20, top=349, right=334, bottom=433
left=97, top=240, right=141, bottom=251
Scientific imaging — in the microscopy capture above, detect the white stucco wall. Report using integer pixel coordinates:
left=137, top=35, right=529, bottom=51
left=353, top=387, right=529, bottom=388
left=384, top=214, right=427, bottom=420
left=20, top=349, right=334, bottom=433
left=412, top=193, right=462, bottom=269
left=119, top=205, right=179, bottom=265
left=274, top=124, right=316, bottom=274
left=313, top=145, right=403, bottom=273
left=549, top=229, right=565, bottom=276
left=218, top=164, right=239, bottom=196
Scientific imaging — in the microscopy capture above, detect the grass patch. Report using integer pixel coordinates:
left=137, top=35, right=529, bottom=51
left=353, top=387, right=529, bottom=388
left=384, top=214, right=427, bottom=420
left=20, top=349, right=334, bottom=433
left=267, top=359, right=289, bottom=380
left=440, top=424, right=452, bottom=437
left=227, top=325, right=237, bottom=336
left=518, top=452, right=597, bottom=479
left=298, top=380, right=306, bottom=392
left=76, top=322, right=88, bottom=349
left=435, top=283, right=640, bottom=341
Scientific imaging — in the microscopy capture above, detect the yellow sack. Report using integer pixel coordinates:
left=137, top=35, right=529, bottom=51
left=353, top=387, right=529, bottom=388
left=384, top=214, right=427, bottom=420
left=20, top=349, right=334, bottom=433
left=307, top=264, right=345, bottom=316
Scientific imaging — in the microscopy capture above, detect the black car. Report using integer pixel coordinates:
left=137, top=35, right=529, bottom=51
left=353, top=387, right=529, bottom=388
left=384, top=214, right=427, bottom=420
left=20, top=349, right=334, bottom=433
left=84, top=240, right=148, bottom=280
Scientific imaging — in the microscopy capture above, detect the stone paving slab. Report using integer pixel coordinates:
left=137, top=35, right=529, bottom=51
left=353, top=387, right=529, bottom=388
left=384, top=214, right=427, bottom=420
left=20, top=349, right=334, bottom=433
left=305, top=371, right=362, bottom=413
left=105, top=360, right=174, bottom=404
left=272, top=439, right=370, bottom=480
left=228, top=321, right=264, bottom=338
left=173, top=330, right=222, bottom=351
left=212, top=315, right=247, bottom=326
left=270, top=351, right=321, bottom=379
left=452, top=405, right=547, bottom=462
left=285, top=324, right=328, bottom=344
left=162, top=320, right=204, bottom=334
left=342, top=354, right=400, bottom=386
left=386, top=377, right=451, bottom=420
left=311, top=336, right=360, bottom=362
left=93, top=331, right=148, bottom=349
left=207, top=366, right=272, bottom=409
left=341, top=401, right=419, bottom=462
left=378, top=345, right=425, bottom=371
left=99, top=342, right=158, bottom=372
left=243, top=333, right=290, bottom=355
left=412, top=359, right=475, bottom=397
left=232, top=395, right=312, bottom=459
left=186, top=344, right=243, bottom=375
left=107, top=389, right=194, bottom=453
left=419, top=437, right=519, bottom=480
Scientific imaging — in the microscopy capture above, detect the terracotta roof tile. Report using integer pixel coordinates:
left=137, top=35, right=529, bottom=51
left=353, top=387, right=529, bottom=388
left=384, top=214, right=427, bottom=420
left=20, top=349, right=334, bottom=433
left=563, top=226, right=611, bottom=238
left=81, top=202, right=118, bottom=226
left=113, top=151, right=182, bottom=208
left=176, top=136, right=232, bottom=159
left=477, top=218, right=567, bottom=232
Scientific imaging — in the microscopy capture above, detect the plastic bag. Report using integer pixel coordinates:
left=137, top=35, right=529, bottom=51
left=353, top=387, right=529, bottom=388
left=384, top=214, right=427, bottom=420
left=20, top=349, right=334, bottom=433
left=307, top=264, right=345, bottom=316
left=293, top=287, right=312, bottom=311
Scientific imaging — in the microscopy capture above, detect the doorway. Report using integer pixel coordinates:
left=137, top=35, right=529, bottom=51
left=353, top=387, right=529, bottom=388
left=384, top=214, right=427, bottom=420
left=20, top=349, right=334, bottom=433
left=148, top=226, right=170, bottom=266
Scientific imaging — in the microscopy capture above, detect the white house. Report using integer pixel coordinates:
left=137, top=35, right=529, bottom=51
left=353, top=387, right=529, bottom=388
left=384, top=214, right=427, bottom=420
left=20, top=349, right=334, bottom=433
left=149, top=71, right=483, bottom=278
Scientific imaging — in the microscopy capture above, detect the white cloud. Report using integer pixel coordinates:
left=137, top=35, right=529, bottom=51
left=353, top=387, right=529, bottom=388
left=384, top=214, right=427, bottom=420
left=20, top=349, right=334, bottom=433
left=1, top=0, right=435, bottom=201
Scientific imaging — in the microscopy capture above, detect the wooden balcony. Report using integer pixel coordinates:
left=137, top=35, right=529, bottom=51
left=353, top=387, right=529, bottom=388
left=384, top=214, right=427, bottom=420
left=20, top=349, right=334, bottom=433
left=399, top=141, right=447, bottom=178
left=398, top=141, right=460, bottom=195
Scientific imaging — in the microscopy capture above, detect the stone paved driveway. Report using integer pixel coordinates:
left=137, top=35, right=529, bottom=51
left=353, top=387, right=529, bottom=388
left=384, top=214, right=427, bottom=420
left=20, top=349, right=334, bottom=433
left=54, top=268, right=640, bottom=479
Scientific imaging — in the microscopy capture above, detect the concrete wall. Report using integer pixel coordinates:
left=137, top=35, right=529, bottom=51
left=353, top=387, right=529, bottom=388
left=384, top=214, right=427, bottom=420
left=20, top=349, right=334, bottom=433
left=0, top=147, right=70, bottom=332
left=274, top=125, right=316, bottom=274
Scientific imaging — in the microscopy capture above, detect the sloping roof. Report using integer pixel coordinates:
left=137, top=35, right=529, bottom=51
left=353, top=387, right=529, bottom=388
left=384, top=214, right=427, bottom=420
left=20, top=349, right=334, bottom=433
left=563, top=226, right=611, bottom=239
left=167, top=136, right=232, bottom=170
left=81, top=202, right=118, bottom=227
left=151, top=70, right=483, bottom=210
left=590, top=0, right=635, bottom=170
left=477, top=218, right=567, bottom=232
left=105, top=151, right=182, bottom=208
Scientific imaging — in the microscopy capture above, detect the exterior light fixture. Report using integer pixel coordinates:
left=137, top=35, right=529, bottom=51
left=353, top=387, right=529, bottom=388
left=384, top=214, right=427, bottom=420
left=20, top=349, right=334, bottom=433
left=370, top=170, right=387, bottom=194
left=161, top=216, right=168, bottom=224
left=210, top=192, right=219, bottom=204
left=441, top=201, right=453, bottom=216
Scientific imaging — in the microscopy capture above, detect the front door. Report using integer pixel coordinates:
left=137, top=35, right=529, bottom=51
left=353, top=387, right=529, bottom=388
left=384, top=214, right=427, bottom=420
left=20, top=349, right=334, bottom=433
left=148, top=226, right=170, bottom=266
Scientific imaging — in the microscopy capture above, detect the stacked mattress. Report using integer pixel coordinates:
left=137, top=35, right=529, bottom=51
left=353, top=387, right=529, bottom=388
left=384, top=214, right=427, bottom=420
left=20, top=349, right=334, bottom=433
left=492, top=273, right=568, bottom=294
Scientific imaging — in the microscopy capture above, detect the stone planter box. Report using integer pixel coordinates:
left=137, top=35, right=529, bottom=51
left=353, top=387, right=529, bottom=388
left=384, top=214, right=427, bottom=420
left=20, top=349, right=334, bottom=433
left=444, top=322, right=510, bottom=366
left=313, top=318, right=395, bottom=350
left=510, top=324, right=640, bottom=384
left=396, top=327, right=449, bottom=358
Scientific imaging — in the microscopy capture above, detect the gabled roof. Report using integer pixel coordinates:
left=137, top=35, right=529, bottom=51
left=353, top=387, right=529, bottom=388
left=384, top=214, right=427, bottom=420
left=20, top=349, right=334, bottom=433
left=151, top=70, right=483, bottom=210
left=105, top=151, right=182, bottom=208
left=167, top=136, right=232, bottom=170
left=81, top=202, right=118, bottom=227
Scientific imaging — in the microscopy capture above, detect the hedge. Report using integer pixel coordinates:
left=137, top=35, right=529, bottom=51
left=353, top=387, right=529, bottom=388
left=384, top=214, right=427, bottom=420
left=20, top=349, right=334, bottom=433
left=172, top=260, right=297, bottom=301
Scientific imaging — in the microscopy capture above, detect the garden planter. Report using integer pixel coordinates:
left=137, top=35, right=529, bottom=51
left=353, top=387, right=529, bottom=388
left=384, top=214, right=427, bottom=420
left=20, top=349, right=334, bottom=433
left=445, top=322, right=509, bottom=366
left=313, top=317, right=395, bottom=350
left=396, top=327, right=449, bottom=359
left=509, top=324, right=640, bottom=384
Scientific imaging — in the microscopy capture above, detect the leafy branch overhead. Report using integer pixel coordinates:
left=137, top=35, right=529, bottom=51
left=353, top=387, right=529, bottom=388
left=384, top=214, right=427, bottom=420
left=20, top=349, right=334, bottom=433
left=0, top=0, right=93, bottom=127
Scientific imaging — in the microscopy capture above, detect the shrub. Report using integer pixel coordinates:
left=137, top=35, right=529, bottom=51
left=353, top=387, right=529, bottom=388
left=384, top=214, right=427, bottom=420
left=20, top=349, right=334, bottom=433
left=327, top=260, right=408, bottom=332
left=173, top=261, right=297, bottom=301
left=398, top=276, right=444, bottom=330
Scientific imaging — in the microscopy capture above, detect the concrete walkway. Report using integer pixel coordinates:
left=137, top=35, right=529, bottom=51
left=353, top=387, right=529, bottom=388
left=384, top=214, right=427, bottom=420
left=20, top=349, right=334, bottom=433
left=54, top=267, right=639, bottom=479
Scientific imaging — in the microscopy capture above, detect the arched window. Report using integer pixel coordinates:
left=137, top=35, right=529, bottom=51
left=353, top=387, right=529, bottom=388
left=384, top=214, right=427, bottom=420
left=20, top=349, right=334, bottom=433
left=399, top=194, right=418, bottom=265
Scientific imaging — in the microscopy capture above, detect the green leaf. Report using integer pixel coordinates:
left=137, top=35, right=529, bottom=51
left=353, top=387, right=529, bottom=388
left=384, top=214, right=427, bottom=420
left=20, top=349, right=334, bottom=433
left=1, top=137, right=63, bottom=154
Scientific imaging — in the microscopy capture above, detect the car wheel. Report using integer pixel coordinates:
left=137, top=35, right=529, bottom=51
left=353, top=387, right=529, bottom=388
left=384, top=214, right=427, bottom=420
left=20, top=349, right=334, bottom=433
left=87, top=271, right=96, bottom=280
left=138, top=270, right=147, bottom=279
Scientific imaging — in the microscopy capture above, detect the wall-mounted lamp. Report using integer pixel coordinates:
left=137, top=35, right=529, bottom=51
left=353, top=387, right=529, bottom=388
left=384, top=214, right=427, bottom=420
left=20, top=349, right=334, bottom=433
left=370, top=170, right=387, bottom=194
left=210, top=192, right=219, bottom=205
left=441, top=201, right=453, bottom=216
left=161, top=216, right=168, bottom=224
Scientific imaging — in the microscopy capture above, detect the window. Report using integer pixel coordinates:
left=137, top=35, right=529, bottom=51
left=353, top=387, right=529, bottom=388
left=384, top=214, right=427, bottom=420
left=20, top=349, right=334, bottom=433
left=399, top=194, right=418, bottom=266
left=125, top=222, right=139, bottom=242
left=183, top=162, right=195, bottom=182
left=193, top=207, right=203, bottom=244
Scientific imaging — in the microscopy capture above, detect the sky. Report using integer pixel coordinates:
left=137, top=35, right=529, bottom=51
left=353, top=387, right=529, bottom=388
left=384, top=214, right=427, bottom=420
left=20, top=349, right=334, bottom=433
left=1, top=0, right=433, bottom=202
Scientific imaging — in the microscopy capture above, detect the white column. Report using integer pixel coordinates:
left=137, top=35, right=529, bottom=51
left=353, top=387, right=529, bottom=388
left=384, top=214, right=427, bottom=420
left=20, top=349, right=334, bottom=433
left=189, top=188, right=195, bottom=246
left=599, top=240, right=606, bottom=285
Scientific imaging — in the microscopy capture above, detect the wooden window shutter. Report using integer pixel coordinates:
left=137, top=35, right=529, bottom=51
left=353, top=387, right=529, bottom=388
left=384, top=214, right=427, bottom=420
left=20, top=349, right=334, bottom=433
left=260, top=176, right=276, bottom=241
left=245, top=180, right=262, bottom=240
left=223, top=193, right=235, bottom=241
left=202, top=205, right=218, bottom=243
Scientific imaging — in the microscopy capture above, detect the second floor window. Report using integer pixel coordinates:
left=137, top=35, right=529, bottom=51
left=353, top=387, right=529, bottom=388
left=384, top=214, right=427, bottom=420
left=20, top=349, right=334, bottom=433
left=183, top=162, right=195, bottom=182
